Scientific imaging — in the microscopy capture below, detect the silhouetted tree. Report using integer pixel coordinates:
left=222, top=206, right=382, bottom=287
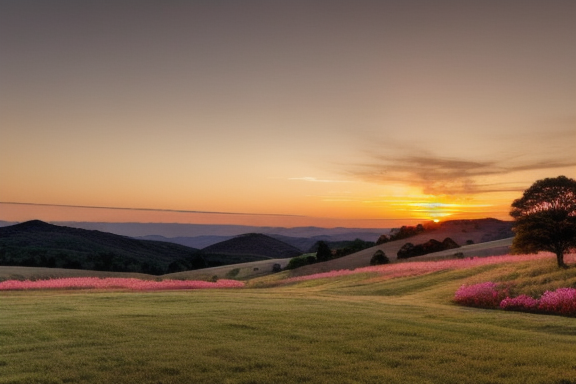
left=510, top=176, right=576, bottom=268
left=316, top=241, right=332, bottom=262
left=370, top=250, right=389, bottom=265
left=397, top=242, right=415, bottom=259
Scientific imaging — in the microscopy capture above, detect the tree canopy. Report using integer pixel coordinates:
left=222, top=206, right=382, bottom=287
left=510, top=176, right=576, bottom=267
left=315, top=241, right=332, bottom=262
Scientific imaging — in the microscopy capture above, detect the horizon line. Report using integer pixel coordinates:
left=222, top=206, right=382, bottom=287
left=0, top=201, right=431, bottom=224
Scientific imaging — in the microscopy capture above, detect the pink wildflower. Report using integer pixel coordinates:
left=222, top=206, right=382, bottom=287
left=500, top=295, right=540, bottom=312
left=0, top=277, right=244, bottom=291
left=538, top=288, right=576, bottom=316
left=285, top=253, right=572, bottom=284
left=454, top=282, right=505, bottom=308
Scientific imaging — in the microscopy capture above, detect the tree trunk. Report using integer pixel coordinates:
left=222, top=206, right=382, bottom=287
left=555, top=251, right=567, bottom=268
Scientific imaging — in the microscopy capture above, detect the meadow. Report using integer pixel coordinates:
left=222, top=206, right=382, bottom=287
left=1, top=254, right=576, bottom=384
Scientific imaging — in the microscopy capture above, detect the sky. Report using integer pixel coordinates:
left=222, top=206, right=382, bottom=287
left=1, top=0, right=575, bottom=228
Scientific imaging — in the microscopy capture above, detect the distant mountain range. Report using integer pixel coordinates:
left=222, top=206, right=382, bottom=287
left=0, top=220, right=387, bottom=252
left=0, top=220, right=309, bottom=275
left=0, top=221, right=386, bottom=241
left=133, top=233, right=375, bottom=252
left=0, top=218, right=517, bottom=281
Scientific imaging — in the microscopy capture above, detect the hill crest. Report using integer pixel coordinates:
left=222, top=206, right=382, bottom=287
left=0, top=220, right=199, bottom=275
left=200, top=233, right=302, bottom=259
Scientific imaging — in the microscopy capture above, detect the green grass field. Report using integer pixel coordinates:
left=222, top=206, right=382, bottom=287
left=1, top=257, right=576, bottom=384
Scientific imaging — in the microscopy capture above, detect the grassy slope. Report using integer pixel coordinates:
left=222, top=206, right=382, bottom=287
left=163, top=258, right=291, bottom=281
left=0, top=237, right=512, bottom=283
left=0, top=258, right=291, bottom=282
left=288, top=221, right=513, bottom=277
left=1, top=255, right=576, bottom=384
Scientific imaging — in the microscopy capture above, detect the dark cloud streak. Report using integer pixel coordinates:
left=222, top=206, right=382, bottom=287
left=0, top=202, right=305, bottom=218
left=349, top=154, right=576, bottom=195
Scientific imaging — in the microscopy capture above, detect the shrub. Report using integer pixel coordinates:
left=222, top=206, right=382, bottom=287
left=370, top=250, right=389, bottom=265
left=538, top=288, right=576, bottom=316
left=316, top=241, right=332, bottom=262
left=286, top=254, right=316, bottom=270
left=376, top=234, right=390, bottom=245
left=454, top=282, right=506, bottom=308
left=397, top=243, right=415, bottom=259
left=500, top=295, right=540, bottom=312
left=225, top=268, right=240, bottom=279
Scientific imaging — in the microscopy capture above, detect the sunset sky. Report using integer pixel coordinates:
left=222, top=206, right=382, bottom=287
left=1, top=0, right=575, bottom=228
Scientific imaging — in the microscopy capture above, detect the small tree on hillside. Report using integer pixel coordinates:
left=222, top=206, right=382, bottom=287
left=370, top=250, right=389, bottom=265
left=316, top=241, right=332, bottom=262
left=510, top=175, right=576, bottom=268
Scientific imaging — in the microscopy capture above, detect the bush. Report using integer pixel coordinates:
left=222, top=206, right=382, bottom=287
left=500, top=295, right=539, bottom=312
left=538, top=288, right=576, bottom=316
left=286, top=254, right=316, bottom=270
left=454, top=282, right=506, bottom=308
left=316, top=241, right=332, bottom=262
left=370, top=250, right=389, bottom=265
left=397, top=243, right=415, bottom=259
left=225, top=268, right=240, bottom=279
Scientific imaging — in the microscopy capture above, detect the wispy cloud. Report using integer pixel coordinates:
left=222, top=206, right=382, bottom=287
left=289, top=177, right=353, bottom=183
left=0, top=202, right=305, bottom=217
left=349, top=153, right=576, bottom=195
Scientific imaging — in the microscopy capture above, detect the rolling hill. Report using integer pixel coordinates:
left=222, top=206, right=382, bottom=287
left=49, top=221, right=386, bottom=240
left=160, top=218, right=516, bottom=281
left=134, top=234, right=234, bottom=249
left=0, top=218, right=515, bottom=281
left=0, top=221, right=305, bottom=276
left=286, top=218, right=514, bottom=277
left=199, top=233, right=302, bottom=260
left=0, top=220, right=199, bottom=274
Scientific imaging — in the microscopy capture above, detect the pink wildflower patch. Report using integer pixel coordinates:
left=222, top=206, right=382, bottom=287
left=500, top=295, right=540, bottom=312
left=0, top=277, right=244, bottom=291
left=537, top=288, right=576, bottom=316
left=454, top=282, right=506, bottom=308
left=464, top=287, right=576, bottom=317
left=285, top=253, right=569, bottom=284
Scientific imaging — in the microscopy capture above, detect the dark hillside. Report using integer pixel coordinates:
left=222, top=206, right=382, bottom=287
left=0, top=220, right=199, bottom=275
left=268, top=234, right=333, bottom=252
left=134, top=234, right=234, bottom=249
left=200, top=233, right=302, bottom=260
left=288, top=218, right=514, bottom=277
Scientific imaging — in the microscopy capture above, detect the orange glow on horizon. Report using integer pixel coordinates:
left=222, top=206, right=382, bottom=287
left=0, top=202, right=426, bottom=229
